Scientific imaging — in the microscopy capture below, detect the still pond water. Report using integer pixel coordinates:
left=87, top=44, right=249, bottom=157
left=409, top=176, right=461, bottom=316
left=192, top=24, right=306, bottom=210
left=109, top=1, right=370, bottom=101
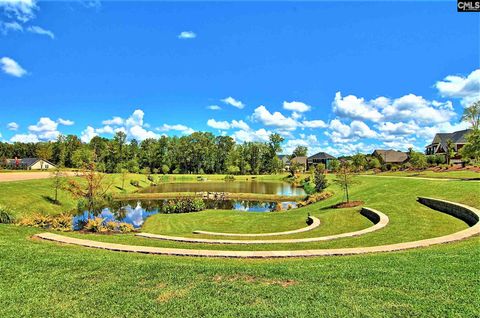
left=73, top=182, right=303, bottom=229
left=140, top=181, right=306, bottom=196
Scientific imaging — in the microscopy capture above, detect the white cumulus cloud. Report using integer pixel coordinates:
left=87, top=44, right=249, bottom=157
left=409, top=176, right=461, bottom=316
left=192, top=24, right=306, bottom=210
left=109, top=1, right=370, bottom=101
left=57, top=118, right=74, bottom=126
left=435, top=69, right=480, bottom=107
left=222, top=96, right=245, bottom=109
left=7, top=122, right=19, bottom=130
left=178, top=31, right=196, bottom=39
left=283, top=101, right=311, bottom=113
left=0, top=56, right=27, bottom=77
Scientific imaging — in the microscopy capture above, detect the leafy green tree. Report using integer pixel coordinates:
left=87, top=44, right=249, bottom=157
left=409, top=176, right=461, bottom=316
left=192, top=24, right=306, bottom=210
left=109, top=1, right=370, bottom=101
left=446, top=139, right=456, bottom=165
left=72, top=147, right=94, bottom=168
left=351, top=153, right=367, bottom=172
left=161, top=164, right=170, bottom=174
left=367, top=157, right=381, bottom=170
left=460, top=129, right=480, bottom=162
left=409, top=151, right=427, bottom=170
left=314, top=164, right=328, bottom=192
left=329, top=159, right=340, bottom=172
left=461, top=100, right=480, bottom=130
left=36, top=142, right=53, bottom=161
left=292, top=146, right=308, bottom=158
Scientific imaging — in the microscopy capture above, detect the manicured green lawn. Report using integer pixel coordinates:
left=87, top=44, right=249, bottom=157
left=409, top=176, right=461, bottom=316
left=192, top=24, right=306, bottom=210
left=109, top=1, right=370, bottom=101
left=0, top=225, right=478, bottom=317
left=0, top=173, right=479, bottom=317
left=362, top=169, right=479, bottom=179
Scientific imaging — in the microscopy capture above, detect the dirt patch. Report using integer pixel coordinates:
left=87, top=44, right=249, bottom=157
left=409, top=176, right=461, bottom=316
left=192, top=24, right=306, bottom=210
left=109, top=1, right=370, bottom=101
left=213, top=274, right=297, bottom=288
left=0, top=171, right=76, bottom=183
left=331, top=201, right=364, bottom=209
left=156, top=285, right=193, bottom=303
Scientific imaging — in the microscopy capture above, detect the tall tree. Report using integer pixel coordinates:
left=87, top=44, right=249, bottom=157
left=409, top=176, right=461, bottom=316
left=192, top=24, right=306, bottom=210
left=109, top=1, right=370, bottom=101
left=291, top=146, right=308, bottom=158
left=461, top=100, right=480, bottom=130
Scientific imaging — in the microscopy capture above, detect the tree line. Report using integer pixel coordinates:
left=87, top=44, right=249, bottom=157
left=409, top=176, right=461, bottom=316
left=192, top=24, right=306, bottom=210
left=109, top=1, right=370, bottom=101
left=0, top=131, right=287, bottom=175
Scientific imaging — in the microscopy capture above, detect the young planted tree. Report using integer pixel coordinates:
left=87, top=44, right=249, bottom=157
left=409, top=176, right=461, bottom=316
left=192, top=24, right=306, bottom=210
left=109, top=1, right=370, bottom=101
left=120, top=168, right=129, bottom=190
left=446, top=139, right=456, bottom=165
left=333, top=161, right=356, bottom=203
left=65, top=163, right=112, bottom=214
left=51, top=167, right=65, bottom=204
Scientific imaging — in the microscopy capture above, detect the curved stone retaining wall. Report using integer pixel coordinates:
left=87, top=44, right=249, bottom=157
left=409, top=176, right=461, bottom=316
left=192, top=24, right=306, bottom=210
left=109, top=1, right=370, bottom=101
left=33, top=198, right=480, bottom=258
left=135, top=208, right=389, bottom=244
left=418, top=197, right=479, bottom=226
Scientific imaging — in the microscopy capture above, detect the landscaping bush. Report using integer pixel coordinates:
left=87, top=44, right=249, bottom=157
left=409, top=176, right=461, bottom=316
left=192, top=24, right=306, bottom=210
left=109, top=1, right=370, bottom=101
left=297, top=191, right=333, bottom=207
left=130, top=180, right=140, bottom=187
left=18, top=213, right=72, bottom=231
left=275, top=202, right=283, bottom=211
left=18, top=214, right=52, bottom=228
left=163, top=198, right=206, bottom=214
left=147, top=175, right=154, bottom=182
left=224, top=175, right=235, bottom=181
left=50, top=214, right=73, bottom=231
left=0, top=205, right=15, bottom=224
left=83, top=217, right=107, bottom=233
left=302, top=181, right=316, bottom=195
left=118, top=222, right=135, bottom=233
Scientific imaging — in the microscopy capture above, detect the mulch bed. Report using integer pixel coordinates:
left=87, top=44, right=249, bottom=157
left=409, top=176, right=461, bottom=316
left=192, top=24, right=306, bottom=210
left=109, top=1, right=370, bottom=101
left=331, top=201, right=364, bottom=209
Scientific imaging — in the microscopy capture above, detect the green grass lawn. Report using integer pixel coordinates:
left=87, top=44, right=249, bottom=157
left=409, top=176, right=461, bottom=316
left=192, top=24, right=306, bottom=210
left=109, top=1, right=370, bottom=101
left=0, top=225, right=478, bottom=317
left=0, top=173, right=479, bottom=317
left=361, top=169, right=479, bottom=179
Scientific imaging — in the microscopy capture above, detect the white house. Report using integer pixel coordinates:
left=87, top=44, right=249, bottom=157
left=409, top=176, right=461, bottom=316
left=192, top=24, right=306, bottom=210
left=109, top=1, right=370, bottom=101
left=5, top=158, right=57, bottom=170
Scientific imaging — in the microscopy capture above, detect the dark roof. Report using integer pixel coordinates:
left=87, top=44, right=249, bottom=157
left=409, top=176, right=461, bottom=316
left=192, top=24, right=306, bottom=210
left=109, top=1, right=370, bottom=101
left=372, top=150, right=408, bottom=163
left=5, top=158, right=56, bottom=167
left=429, top=129, right=472, bottom=148
left=308, top=152, right=336, bottom=160
left=290, top=156, right=307, bottom=165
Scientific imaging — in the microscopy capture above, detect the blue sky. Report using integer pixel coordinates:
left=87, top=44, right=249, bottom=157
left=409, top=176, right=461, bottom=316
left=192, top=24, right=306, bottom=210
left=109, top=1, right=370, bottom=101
left=0, top=0, right=479, bottom=156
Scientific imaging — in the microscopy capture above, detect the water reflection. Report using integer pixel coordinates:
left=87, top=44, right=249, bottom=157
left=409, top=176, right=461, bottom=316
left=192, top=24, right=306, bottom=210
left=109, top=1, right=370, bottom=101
left=140, top=181, right=305, bottom=196
left=73, top=199, right=298, bottom=229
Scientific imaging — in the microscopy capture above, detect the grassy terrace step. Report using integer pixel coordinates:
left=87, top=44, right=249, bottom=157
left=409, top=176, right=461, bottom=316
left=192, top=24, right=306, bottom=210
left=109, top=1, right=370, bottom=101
left=113, top=192, right=306, bottom=202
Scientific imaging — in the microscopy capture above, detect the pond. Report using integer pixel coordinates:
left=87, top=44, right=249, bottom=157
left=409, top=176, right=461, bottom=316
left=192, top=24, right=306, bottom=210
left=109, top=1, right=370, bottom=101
left=140, top=181, right=306, bottom=196
left=73, top=199, right=298, bottom=229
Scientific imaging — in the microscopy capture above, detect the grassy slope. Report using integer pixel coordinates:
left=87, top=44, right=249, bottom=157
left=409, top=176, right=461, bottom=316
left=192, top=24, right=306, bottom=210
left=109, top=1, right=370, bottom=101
left=362, top=169, right=479, bottom=179
left=0, top=225, right=478, bottom=317
left=0, top=173, right=479, bottom=317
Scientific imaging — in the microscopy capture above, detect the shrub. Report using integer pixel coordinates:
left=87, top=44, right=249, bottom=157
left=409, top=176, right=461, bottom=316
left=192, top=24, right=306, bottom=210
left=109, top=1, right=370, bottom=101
left=147, top=175, right=154, bottom=182
left=275, top=202, right=283, bottom=211
left=105, top=221, right=118, bottom=232
left=297, top=191, right=333, bottom=207
left=83, top=217, right=106, bottom=233
left=118, top=222, right=135, bottom=233
left=18, top=213, right=72, bottom=231
left=0, top=205, right=15, bottom=224
left=302, top=181, right=316, bottom=195
left=18, top=214, right=52, bottom=228
left=224, top=175, right=235, bottom=182
left=130, top=180, right=140, bottom=187
left=163, top=198, right=206, bottom=214
left=50, top=214, right=73, bottom=231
